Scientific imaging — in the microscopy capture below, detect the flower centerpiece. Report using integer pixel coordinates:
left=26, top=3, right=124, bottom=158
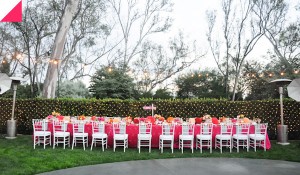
left=158, top=116, right=165, bottom=122
left=51, top=111, right=64, bottom=120
left=91, top=116, right=97, bottom=121
left=202, top=114, right=212, bottom=123
left=133, top=117, right=140, bottom=124
left=125, top=116, right=132, bottom=124
left=253, top=117, right=261, bottom=124
left=211, top=117, right=219, bottom=124
left=52, top=111, right=61, bottom=116
left=78, top=115, right=86, bottom=120
left=166, top=116, right=174, bottom=123
left=195, top=117, right=203, bottom=124
left=238, top=114, right=245, bottom=119
left=146, top=116, right=155, bottom=124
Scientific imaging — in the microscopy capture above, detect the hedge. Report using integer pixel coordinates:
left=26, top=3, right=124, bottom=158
left=0, top=98, right=299, bottom=140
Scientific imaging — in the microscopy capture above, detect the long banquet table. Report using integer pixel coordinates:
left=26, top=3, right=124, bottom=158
left=45, top=123, right=271, bottom=150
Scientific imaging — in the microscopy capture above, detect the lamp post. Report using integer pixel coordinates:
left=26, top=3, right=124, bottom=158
left=6, top=77, right=23, bottom=139
left=270, top=79, right=292, bottom=145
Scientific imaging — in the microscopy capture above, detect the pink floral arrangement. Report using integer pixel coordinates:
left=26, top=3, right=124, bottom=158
left=146, top=116, right=155, bottom=124
left=98, top=117, right=105, bottom=122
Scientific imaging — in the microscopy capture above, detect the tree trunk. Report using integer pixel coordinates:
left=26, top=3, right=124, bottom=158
left=42, top=0, right=80, bottom=98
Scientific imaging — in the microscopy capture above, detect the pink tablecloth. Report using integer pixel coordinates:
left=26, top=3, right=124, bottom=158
left=46, top=123, right=271, bottom=150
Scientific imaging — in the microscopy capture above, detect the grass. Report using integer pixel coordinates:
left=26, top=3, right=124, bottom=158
left=0, top=135, right=300, bottom=175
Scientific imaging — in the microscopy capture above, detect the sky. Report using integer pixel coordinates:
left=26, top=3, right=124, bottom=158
left=83, top=0, right=298, bottom=88
left=168, top=0, right=298, bottom=68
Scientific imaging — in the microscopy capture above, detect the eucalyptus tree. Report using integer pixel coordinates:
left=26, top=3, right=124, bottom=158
left=132, top=32, right=204, bottom=93
left=102, top=0, right=203, bottom=93
left=1, top=0, right=109, bottom=98
left=207, top=0, right=268, bottom=101
left=252, top=0, right=299, bottom=73
left=42, top=0, right=80, bottom=98
left=0, top=24, right=17, bottom=75
left=105, top=0, right=173, bottom=70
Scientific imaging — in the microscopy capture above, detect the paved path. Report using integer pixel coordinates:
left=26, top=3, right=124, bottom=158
left=37, top=158, right=300, bottom=175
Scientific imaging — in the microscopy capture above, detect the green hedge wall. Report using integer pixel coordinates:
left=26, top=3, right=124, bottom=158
left=0, top=98, right=299, bottom=139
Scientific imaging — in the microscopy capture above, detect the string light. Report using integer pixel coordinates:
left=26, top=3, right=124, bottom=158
left=0, top=99, right=299, bottom=139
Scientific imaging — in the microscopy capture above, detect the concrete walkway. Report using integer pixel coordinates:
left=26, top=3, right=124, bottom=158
left=37, top=158, right=300, bottom=175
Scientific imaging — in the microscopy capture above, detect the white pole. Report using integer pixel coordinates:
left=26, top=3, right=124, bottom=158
left=152, top=104, right=154, bottom=117
left=279, top=86, right=284, bottom=125
left=11, top=84, right=17, bottom=120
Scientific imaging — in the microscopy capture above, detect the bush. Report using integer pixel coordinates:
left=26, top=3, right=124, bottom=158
left=0, top=98, right=299, bottom=139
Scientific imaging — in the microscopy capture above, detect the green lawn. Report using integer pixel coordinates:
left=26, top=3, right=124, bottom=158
left=0, top=135, right=299, bottom=175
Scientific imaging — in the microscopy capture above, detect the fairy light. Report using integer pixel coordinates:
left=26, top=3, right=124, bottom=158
left=0, top=98, right=299, bottom=139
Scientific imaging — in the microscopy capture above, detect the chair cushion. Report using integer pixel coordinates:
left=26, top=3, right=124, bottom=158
left=92, top=133, right=108, bottom=138
left=34, top=131, right=51, bottom=136
left=233, top=134, right=248, bottom=140
left=196, top=134, right=211, bottom=140
left=138, top=134, right=152, bottom=140
left=73, top=132, right=88, bottom=137
left=179, top=135, right=194, bottom=140
left=216, top=134, right=232, bottom=140
left=249, top=134, right=265, bottom=140
left=114, top=134, right=128, bottom=140
left=54, top=131, right=70, bottom=137
left=159, top=135, right=174, bottom=140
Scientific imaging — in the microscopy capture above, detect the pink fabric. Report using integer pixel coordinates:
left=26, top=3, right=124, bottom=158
left=45, top=123, right=271, bottom=150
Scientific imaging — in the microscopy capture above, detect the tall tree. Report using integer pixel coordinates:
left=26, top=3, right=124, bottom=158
left=132, top=33, right=204, bottom=93
left=252, top=0, right=298, bottom=73
left=106, top=0, right=173, bottom=70
left=207, top=0, right=264, bottom=101
left=42, top=0, right=80, bottom=98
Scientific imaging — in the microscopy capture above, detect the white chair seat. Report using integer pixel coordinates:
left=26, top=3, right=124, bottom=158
left=35, top=131, right=51, bottom=136
left=54, top=131, right=70, bottom=137
left=138, top=134, right=152, bottom=140
left=92, top=133, right=108, bottom=138
left=159, top=135, right=174, bottom=140
left=74, top=132, right=88, bottom=137
left=233, top=134, right=248, bottom=140
left=114, top=134, right=128, bottom=140
left=249, top=134, right=265, bottom=140
left=216, top=134, right=231, bottom=140
left=196, top=134, right=211, bottom=140
left=179, top=135, right=194, bottom=140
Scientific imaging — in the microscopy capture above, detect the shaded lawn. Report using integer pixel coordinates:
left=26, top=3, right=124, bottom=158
left=0, top=135, right=299, bottom=175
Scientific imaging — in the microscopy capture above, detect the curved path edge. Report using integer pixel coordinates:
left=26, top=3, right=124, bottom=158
left=37, top=158, right=300, bottom=175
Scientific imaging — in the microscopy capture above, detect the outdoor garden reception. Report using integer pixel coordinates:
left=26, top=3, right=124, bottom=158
left=0, top=0, right=300, bottom=175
